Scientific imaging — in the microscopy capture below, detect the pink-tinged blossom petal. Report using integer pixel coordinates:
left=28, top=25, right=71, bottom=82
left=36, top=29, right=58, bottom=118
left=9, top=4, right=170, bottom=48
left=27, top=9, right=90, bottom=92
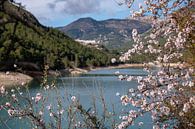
left=153, top=125, right=160, bottom=129
left=5, top=102, right=11, bottom=107
left=111, top=58, right=116, bottom=63
left=138, top=122, right=144, bottom=126
left=0, top=105, right=3, bottom=111
left=7, top=109, right=15, bottom=116
left=47, top=104, right=52, bottom=110
left=183, top=103, right=191, bottom=113
left=35, top=93, right=42, bottom=103
left=0, top=86, right=5, bottom=94
left=71, top=96, right=76, bottom=102
left=49, top=113, right=53, bottom=117
left=39, top=111, right=43, bottom=116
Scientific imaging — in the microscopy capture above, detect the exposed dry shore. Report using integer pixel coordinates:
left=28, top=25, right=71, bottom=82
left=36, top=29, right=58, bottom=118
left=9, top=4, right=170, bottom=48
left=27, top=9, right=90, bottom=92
left=0, top=72, right=33, bottom=88
left=69, top=68, right=88, bottom=74
left=72, top=63, right=179, bottom=73
left=90, top=64, right=145, bottom=71
left=1, top=63, right=179, bottom=87
left=68, top=64, right=146, bottom=74
left=89, top=63, right=179, bottom=71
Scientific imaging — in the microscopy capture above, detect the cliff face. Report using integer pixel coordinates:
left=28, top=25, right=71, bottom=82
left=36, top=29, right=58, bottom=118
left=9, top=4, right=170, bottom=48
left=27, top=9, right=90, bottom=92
left=58, top=17, right=151, bottom=49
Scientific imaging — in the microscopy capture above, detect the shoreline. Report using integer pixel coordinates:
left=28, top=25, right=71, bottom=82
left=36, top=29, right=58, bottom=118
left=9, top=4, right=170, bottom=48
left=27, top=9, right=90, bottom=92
left=0, top=72, right=33, bottom=88
left=89, top=63, right=144, bottom=71
left=0, top=63, right=179, bottom=87
left=69, top=64, right=146, bottom=74
left=80, top=63, right=179, bottom=72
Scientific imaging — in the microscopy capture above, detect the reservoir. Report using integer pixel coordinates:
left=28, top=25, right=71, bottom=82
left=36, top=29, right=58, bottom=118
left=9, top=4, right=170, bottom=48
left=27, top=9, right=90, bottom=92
left=0, top=68, right=152, bottom=129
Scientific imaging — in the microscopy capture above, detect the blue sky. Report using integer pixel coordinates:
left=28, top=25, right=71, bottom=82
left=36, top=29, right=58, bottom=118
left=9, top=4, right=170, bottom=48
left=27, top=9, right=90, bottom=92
left=15, top=0, right=141, bottom=27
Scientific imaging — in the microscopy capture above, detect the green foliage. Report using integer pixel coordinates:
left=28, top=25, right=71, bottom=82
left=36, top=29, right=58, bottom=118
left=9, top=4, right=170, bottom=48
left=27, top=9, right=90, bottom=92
left=0, top=1, right=113, bottom=71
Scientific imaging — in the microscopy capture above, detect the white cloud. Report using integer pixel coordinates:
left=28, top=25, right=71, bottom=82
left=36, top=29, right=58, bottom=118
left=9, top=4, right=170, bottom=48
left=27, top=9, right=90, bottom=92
left=14, top=0, right=140, bottom=26
left=50, top=0, right=100, bottom=15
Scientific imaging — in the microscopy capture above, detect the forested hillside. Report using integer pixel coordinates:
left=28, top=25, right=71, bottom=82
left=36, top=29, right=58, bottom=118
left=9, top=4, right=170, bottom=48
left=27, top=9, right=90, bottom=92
left=0, top=0, right=113, bottom=71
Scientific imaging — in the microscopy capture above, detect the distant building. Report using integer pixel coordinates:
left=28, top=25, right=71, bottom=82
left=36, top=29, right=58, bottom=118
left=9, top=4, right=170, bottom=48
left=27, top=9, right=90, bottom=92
left=75, top=39, right=103, bottom=50
left=75, top=39, right=97, bottom=45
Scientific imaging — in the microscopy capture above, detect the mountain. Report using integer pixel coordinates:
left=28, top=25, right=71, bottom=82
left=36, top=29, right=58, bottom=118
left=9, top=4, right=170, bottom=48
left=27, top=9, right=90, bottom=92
left=58, top=17, right=151, bottom=50
left=0, top=0, right=113, bottom=72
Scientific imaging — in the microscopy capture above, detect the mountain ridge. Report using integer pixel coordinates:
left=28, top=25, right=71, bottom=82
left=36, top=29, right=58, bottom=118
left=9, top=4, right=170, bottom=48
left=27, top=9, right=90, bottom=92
left=58, top=17, right=151, bottom=50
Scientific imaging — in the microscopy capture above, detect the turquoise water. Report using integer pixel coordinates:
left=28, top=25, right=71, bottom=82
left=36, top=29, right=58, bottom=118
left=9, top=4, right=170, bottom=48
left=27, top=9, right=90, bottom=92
left=0, top=68, right=152, bottom=129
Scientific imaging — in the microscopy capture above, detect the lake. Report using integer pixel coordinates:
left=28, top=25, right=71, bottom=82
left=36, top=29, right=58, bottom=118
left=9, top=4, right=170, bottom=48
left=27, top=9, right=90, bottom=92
left=0, top=68, right=153, bottom=129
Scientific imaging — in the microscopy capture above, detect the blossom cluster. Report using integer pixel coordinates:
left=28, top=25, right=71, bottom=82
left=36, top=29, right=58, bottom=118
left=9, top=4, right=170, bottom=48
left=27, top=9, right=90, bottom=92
left=117, top=0, right=195, bottom=128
